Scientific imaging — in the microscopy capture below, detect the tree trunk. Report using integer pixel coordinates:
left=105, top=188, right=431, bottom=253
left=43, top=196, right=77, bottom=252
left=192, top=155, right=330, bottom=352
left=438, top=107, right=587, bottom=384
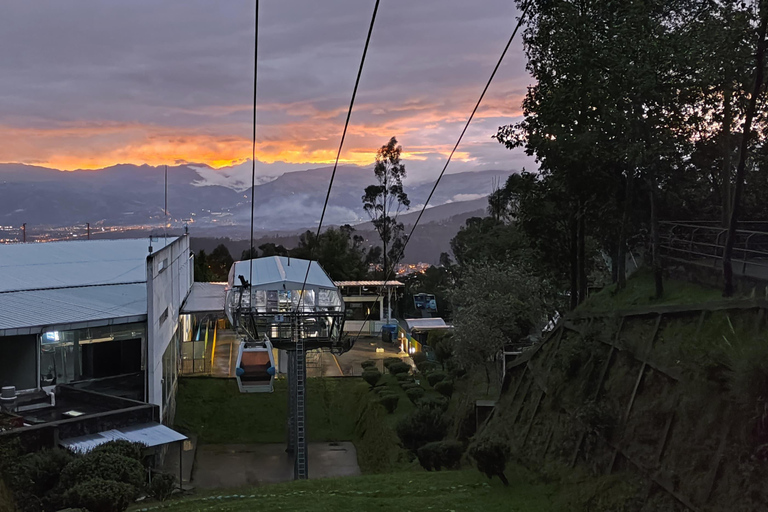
left=617, top=169, right=633, bottom=291
left=577, top=207, right=587, bottom=304
left=649, top=169, right=663, bottom=299
left=724, top=1, right=768, bottom=297
left=569, top=213, right=579, bottom=310
left=722, top=76, right=733, bottom=227
left=497, top=471, right=510, bottom=486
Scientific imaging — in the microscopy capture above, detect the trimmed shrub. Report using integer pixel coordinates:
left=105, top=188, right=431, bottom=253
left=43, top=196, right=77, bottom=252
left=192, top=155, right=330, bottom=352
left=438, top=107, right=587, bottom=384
left=17, top=448, right=74, bottom=500
left=417, top=396, right=449, bottom=412
left=395, top=407, right=448, bottom=453
left=149, top=473, right=176, bottom=502
left=395, top=372, right=413, bottom=382
left=470, top=438, right=511, bottom=485
left=379, top=393, right=400, bottom=414
left=434, top=379, right=454, bottom=398
left=362, top=369, right=382, bottom=387
left=360, top=360, right=377, bottom=370
left=388, top=362, right=411, bottom=375
left=449, top=367, right=468, bottom=379
left=383, top=357, right=401, bottom=369
left=405, top=387, right=425, bottom=403
left=61, top=452, right=145, bottom=492
left=416, top=361, right=438, bottom=375
left=417, top=440, right=464, bottom=471
left=427, top=371, right=448, bottom=387
left=65, top=478, right=136, bottom=512
left=93, top=440, right=145, bottom=462
left=412, top=352, right=428, bottom=365
left=400, top=382, right=419, bottom=390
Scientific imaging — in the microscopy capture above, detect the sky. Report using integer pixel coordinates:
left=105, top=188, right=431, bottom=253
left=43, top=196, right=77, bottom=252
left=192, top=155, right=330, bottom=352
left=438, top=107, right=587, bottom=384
left=0, top=0, right=535, bottom=181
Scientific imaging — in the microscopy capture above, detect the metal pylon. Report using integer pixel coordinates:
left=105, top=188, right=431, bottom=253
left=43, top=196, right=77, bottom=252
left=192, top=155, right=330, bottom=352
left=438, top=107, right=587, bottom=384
left=286, top=349, right=296, bottom=454
left=288, top=316, right=308, bottom=480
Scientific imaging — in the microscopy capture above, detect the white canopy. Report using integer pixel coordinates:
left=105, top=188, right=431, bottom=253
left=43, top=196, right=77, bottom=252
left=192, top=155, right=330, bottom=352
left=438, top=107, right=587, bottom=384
left=229, top=256, right=336, bottom=291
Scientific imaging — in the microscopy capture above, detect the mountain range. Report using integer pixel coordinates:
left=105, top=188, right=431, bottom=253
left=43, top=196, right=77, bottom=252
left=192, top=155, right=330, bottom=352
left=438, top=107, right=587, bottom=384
left=0, top=162, right=513, bottom=262
left=0, top=163, right=510, bottom=232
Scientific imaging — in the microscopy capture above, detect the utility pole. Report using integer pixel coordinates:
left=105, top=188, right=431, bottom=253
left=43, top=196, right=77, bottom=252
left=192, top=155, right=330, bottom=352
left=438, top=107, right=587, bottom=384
left=21, top=223, right=26, bottom=243
left=164, top=165, right=168, bottom=240
left=86, top=222, right=90, bottom=240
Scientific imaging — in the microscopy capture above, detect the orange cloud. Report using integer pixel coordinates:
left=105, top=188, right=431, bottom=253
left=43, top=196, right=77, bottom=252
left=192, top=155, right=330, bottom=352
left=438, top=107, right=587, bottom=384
left=0, top=91, right=524, bottom=170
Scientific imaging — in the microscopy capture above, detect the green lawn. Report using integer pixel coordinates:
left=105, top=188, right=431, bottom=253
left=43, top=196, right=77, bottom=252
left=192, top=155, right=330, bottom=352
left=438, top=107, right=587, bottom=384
left=136, top=469, right=558, bottom=512
left=580, top=268, right=725, bottom=312
left=174, top=377, right=368, bottom=444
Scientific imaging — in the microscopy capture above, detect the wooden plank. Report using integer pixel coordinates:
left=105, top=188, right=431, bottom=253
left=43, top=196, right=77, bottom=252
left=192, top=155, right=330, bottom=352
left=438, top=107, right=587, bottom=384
left=700, top=408, right=731, bottom=505
left=654, top=412, right=675, bottom=466
left=521, top=388, right=545, bottom=447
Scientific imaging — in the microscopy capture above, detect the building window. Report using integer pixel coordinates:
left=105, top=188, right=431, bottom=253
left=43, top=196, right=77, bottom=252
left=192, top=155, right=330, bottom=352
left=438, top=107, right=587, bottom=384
left=344, top=300, right=380, bottom=321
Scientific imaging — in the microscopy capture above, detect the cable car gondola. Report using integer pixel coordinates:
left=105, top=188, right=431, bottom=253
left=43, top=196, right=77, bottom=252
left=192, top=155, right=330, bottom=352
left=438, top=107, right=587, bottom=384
left=235, top=336, right=276, bottom=393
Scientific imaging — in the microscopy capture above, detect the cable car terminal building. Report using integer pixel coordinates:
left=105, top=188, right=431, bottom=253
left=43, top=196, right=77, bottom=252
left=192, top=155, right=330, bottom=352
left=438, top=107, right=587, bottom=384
left=0, top=236, right=191, bottom=454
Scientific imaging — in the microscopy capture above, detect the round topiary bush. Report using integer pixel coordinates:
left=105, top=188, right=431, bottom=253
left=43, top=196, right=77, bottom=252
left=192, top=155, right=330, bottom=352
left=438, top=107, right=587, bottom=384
left=417, top=440, right=464, bottom=471
left=400, top=382, right=419, bottom=390
left=362, top=369, right=382, bottom=387
left=383, top=357, right=401, bottom=369
left=434, top=379, right=454, bottom=398
left=416, top=361, right=438, bottom=375
left=427, top=370, right=448, bottom=387
left=412, top=352, right=428, bottom=365
left=395, top=406, right=448, bottom=453
left=405, top=386, right=425, bottom=403
left=60, top=452, right=145, bottom=492
left=92, top=440, right=145, bottom=462
left=395, top=372, right=413, bottom=382
left=417, top=396, right=449, bottom=412
left=388, top=361, right=411, bottom=375
left=65, top=478, right=137, bottom=512
left=378, top=393, right=400, bottom=414
left=149, top=473, right=176, bottom=502
left=360, top=360, right=377, bottom=370
left=470, top=438, right=512, bottom=486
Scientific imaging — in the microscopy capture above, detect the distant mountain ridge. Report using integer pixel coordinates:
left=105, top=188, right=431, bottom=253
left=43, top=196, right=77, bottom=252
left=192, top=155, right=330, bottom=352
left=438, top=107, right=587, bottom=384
left=0, top=163, right=512, bottom=233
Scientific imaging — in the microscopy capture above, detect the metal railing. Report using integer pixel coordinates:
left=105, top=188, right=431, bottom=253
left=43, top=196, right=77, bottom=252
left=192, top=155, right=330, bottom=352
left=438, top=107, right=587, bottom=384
left=659, top=221, right=768, bottom=279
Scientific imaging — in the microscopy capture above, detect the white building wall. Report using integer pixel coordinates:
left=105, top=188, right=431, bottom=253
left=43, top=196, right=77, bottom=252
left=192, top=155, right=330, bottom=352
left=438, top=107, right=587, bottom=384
left=146, top=235, right=191, bottom=418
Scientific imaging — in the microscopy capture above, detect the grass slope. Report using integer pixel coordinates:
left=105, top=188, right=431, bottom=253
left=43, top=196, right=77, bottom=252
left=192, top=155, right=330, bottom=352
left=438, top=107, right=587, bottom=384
left=174, top=377, right=367, bottom=444
left=135, top=469, right=557, bottom=512
left=580, top=268, right=724, bottom=312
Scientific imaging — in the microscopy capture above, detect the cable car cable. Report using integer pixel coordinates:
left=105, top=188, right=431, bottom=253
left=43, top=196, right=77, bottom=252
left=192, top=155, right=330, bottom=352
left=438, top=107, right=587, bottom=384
left=352, top=0, right=532, bottom=343
left=248, top=0, right=260, bottom=289
left=294, top=0, right=381, bottom=313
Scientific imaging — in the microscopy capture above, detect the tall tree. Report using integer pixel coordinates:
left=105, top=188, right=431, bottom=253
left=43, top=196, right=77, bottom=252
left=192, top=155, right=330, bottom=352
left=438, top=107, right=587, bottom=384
left=290, top=225, right=368, bottom=281
left=209, top=243, right=234, bottom=281
left=362, top=137, right=411, bottom=282
left=724, top=0, right=768, bottom=296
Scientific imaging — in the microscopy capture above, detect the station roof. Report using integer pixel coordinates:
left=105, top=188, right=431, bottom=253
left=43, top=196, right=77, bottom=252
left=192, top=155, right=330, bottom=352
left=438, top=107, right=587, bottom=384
left=405, top=317, right=451, bottom=331
left=334, top=280, right=404, bottom=287
left=0, top=238, right=174, bottom=293
left=181, top=282, right=226, bottom=314
left=60, top=422, right=187, bottom=454
left=229, top=256, right=336, bottom=291
left=0, top=283, right=147, bottom=336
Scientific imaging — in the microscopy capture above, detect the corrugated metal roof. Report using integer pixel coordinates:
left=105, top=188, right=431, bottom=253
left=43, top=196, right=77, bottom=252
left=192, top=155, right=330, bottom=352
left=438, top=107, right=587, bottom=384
left=0, top=283, right=146, bottom=332
left=334, top=280, right=404, bottom=287
left=60, top=422, right=187, bottom=454
left=0, top=238, right=174, bottom=292
left=405, top=318, right=450, bottom=331
left=181, top=282, right=226, bottom=313
left=230, top=257, right=336, bottom=290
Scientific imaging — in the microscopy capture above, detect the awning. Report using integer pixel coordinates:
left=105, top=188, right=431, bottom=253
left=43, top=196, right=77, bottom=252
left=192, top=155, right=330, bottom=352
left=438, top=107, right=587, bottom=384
left=60, top=422, right=187, bottom=454
left=181, top=282, right=227, bottom=314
